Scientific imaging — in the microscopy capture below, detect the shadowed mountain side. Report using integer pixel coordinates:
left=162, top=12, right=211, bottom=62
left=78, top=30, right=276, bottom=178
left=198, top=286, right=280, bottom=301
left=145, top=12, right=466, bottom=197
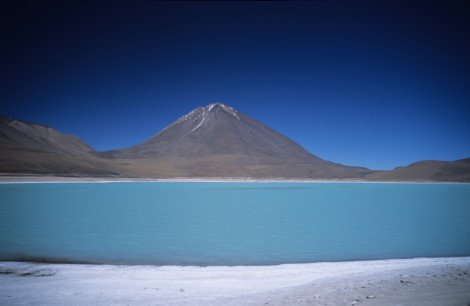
left=95, top=103, right=371, bottom=178
left=0, top=116, right=94, bottom=156
left=366, top=158, right=470, bottom=182
left=0, top=116, right=127, bottom=176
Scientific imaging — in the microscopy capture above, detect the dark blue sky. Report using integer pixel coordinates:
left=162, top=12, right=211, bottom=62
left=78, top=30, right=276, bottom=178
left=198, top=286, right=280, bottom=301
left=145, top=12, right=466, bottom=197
left=1, top=0, right=469, bottom=170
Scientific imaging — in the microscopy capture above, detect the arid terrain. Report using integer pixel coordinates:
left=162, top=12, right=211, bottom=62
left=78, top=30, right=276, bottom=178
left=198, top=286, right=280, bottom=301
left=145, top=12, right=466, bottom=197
left=1, top=104, right=469, bottom=182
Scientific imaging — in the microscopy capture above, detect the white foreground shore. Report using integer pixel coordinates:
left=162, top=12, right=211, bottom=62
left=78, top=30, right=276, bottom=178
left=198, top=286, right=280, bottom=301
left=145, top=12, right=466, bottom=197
left=1, top=257, right=469, bottom=305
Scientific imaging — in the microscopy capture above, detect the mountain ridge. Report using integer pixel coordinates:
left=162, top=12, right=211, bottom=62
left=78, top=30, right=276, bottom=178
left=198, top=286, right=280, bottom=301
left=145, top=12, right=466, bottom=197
left=366, top=158, right=470, bottom=182
left=0, top=116, right=120, bottom=176
left=1, top=105, right=469, bottom=181
left=0, top=116, right=95, bottom=156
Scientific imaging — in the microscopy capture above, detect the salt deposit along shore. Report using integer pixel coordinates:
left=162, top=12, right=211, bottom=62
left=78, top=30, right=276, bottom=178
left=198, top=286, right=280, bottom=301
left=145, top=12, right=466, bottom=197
left=1, top=257, right=469, bottom=305
left=0, top=175, right=368, bottom=183
left=0, top=175, right=462, bottom=184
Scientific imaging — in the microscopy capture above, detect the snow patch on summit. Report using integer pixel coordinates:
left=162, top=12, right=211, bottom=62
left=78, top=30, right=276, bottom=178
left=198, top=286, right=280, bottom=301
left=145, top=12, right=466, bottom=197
left=162, top=104, right=241, bottom=133
left=206, top=103, right=240, bottom=120
left=160, top=108, right=201, bottom=132
left=175, top=108, right=199, bottom=124
left=191, top=108, right=207, bottom=132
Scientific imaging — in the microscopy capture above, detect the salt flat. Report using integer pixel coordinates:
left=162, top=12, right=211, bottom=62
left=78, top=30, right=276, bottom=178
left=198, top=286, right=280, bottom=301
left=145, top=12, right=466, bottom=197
left=1, top=257, right=469, bottom=305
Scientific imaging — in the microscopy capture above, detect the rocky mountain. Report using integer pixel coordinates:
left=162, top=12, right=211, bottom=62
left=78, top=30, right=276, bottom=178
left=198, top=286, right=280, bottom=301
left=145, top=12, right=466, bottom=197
left=96, top=103, right=371, bottom=178
left=1, top=105, right=469, bottom=181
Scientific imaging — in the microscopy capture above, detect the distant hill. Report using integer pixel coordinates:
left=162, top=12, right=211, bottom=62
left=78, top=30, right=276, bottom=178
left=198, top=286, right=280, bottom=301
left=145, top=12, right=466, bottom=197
left=0, top=116, right=121, bottom=176
left=1, top=106, right=469, bottom=181
left=366, top=158, right=470, bottom=182
left=0, top=116, right=94, bottom=156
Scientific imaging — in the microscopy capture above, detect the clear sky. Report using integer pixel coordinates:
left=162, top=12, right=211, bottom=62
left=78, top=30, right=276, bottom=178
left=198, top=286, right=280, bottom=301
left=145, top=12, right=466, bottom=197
left=1, top=0, right=469, bottom=170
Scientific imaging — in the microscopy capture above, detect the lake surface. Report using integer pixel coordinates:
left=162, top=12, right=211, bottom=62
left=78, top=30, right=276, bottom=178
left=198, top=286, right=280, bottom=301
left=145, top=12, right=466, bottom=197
left=1, top=182, right=469, bottom=265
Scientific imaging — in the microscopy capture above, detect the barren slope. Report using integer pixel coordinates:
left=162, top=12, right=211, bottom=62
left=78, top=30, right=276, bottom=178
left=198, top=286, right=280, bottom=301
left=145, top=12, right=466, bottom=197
left=366, top=158, right=470, bottom=182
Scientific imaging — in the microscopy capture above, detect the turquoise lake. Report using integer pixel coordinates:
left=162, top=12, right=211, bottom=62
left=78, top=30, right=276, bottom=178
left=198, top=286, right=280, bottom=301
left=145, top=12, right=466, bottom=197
left=1, top=182, right=469, bottom=265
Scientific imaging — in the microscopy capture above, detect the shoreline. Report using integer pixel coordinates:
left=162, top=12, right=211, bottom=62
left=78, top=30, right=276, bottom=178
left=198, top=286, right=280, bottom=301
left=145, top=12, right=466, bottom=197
left=1, top=257, right=469, bottom=305
left=2, top=254, right=470, bottom=267
left=0, top=174, right=368, bottom=183
left=0, top=175, right=467, bottom=184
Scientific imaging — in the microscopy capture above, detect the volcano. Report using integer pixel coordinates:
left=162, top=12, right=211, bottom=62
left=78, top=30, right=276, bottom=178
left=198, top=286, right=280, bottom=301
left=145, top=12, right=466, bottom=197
left=97, top=103, right=371, bottom=178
